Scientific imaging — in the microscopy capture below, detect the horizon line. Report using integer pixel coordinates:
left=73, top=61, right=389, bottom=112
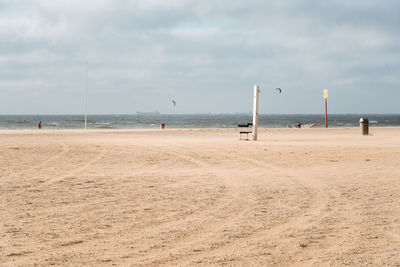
left=0, top=113, right=399, bottom=116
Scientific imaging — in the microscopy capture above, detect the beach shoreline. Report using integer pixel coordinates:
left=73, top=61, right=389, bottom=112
left=0, top=125, right=400, bottom=133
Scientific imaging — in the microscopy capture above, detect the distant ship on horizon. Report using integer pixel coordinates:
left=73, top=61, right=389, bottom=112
left=136, top=111, right=160, bottom=115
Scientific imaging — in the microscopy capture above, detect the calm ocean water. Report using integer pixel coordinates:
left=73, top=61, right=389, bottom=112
left=0, top=114, right=399, bottom=130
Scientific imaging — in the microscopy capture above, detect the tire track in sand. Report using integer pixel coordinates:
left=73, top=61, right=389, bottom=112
left=57, top=145, right=254, bottom=265
left=147, top=153, right=330, bottom=266
left=43, top=143, right=109, bottom=186
left=193, top=156, right=350, bottom=266
left=124, top=147, right=311, bottom=265
left=14, top=145, right=234, bottom=264
left=2, top=135, right=70, bottom=183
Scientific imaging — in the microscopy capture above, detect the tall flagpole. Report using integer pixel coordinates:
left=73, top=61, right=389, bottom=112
left=85, top=62, right=88, bottom=130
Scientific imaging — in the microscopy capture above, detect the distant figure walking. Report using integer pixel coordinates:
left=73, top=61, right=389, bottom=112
left=38, top=121, right=42, bottom=129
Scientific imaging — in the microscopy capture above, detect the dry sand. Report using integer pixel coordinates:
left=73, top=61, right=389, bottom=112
left=1, top=127, right=400, bottom=266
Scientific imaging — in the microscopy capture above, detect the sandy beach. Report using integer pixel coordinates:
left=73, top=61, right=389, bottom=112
left=1, top=127, right=399, bottom=266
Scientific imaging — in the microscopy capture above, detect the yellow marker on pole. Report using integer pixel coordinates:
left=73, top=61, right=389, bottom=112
left=323, top=89, right=328, bottom=128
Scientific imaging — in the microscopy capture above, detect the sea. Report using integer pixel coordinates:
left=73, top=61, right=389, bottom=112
left=0, top=114, right=399, bottom=130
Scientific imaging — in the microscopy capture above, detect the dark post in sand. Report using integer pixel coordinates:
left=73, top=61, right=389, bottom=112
left=360, top=118, right=369, bottom=135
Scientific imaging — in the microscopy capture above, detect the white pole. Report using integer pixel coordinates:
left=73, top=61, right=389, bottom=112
left=85, top=62, right=88, bottom=130
left=252, top=85, right=260, bottom=140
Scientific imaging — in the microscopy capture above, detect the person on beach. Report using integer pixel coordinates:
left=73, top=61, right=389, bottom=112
left=38, top=121, right=42, bottom=129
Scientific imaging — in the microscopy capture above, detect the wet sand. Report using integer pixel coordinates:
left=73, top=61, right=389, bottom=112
left=1, top=127, right=400, bottom=266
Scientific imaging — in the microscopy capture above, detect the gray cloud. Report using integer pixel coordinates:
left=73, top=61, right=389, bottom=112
left=0, top=0, right=399, bottom=114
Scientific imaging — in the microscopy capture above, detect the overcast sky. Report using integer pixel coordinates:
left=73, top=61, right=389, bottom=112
left=1, top=0, right=399, bottom=114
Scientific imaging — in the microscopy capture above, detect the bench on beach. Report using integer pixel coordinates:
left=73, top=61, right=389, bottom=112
left=238, top=122, right=253, bottom=140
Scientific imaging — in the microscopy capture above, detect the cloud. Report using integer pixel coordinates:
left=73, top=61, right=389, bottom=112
left=0, top=0, right=399, bottom=114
